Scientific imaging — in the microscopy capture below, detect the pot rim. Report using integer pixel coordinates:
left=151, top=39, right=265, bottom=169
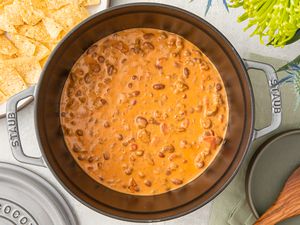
left=33, top=3, right=254, bottom=222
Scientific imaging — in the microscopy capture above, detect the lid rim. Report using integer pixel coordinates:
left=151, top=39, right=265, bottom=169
left=0, top=162, right=77, bottom=225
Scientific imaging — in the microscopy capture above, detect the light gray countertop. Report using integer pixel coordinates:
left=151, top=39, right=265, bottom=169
left=0, top=0, right=298, bottom=224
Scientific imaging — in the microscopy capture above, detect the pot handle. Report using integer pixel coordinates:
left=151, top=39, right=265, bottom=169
left=6, top=85, right=45, bottom=167
left=243, top=59, right=282, bottom=139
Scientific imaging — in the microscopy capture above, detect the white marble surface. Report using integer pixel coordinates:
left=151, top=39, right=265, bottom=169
left=0, top=0, right=299, bottom=225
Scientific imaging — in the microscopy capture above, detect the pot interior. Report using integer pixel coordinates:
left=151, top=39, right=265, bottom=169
left=35, top=4, right=253, bottom=221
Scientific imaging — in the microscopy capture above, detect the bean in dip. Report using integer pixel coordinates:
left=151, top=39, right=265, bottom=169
left=60, top=28, right=229, bottom=195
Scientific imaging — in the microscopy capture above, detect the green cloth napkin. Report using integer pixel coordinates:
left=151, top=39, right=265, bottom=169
left=209, top=53, right=300, bottom=225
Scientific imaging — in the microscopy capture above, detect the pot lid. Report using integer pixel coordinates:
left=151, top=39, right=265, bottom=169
left=246, top=130, right=300, bottom=224
left=0, top=162, right=77, bottom=225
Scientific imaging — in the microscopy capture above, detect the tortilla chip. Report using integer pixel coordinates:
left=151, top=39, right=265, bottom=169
left=3, top=57, right=42, bottom=84
left=17, top=61, right=41, bottom=84
left=0, top=90, right=7, bottom=104
left=44, top=41, right=59, bottom=51
left=3, top=2, right=24, bottom=26
left=21, top=8, right=44, bottom=26
left=39, top=57, right=48, bottom=67
left=0, top=53, right=16, bottom=60
left=34, top=41, right=50, bottom=60
left=52, top=4, right=88, bottom=31
left=16, top=0, right=44, bottom=25
left=53, top=30, right=66, bottom=43
left=29, top=0, right=48, bottom=11
left=80, top=0, right=100, bottom=6
left=46, top=0, right=72, bottom=10
left=0, top=65, right=27, bottom=96
left=8, top=34, right=36, bottom=56
left=0, top=0, right=13, bottom=8
left=17, top=22, right=50, bottom=42
left=0, top=35, right=17, bottom=56
left=0, top=14, right=17, bottom=33
left=43, top=17, right=63, bottom=39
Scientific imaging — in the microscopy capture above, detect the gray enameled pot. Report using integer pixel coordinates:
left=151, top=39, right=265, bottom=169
left=5, top=3, right=282, bottom=222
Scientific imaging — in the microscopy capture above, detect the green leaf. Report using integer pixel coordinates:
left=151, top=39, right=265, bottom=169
left=277, top=54, right=300, bottom=72
left=205, top=0, right=229, bottom=16
left=223, top=0, right=229, bottom=11
left=205, top=0, right=213, bottom=16
left=286, top=29, right=300, bottom=45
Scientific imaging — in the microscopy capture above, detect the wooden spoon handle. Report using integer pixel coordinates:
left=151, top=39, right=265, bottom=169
left=254, top=197, right=300, bottom=225
left=254, top=167, right=300, bottom=225
left=254, top=204, right=284, bottom=225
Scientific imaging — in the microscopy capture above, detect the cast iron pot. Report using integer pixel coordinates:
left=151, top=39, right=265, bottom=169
left=5, top=2, right=282, bottom=222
